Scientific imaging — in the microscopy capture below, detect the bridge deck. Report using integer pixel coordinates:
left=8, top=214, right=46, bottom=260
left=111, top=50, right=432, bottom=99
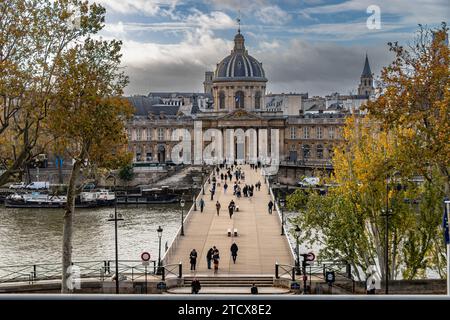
left=165, top=165, right=294, bottom=276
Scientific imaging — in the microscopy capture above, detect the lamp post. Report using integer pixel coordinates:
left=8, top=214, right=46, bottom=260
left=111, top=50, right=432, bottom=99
left=157, top=225, right=163, bottom=274
left=180, top=198, right=185, bottom=236
left=295, top=225, right=301, bottom=275
left=381, top=174, right=393, bottom=294
left=193, top=182, right=197, bottom=211
left=279, top=198, right=286, bottom=236
left=202, top=172, right=205, bottom=195
left=106, top=174, right=123, bottom=294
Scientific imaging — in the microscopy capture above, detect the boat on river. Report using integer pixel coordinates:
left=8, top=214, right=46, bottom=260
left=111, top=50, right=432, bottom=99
left=5, top=192, right=99, bottom=208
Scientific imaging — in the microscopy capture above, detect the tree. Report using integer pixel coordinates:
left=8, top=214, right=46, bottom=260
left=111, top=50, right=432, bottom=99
left=118, top=164, right=135, bottom=190
left=50, top=37, right=133, bottom=293
left=365, top=23, right=449, bottom=197
left=0, top=0, right=105, bottom=186
left=288, top=24, right=449, bottom=280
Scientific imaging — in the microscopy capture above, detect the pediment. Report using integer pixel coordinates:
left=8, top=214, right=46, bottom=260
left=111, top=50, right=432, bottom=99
left=218, top=109, right=263, bottom=121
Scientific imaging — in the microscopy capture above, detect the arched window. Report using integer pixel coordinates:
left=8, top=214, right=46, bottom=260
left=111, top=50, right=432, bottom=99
left=255, top=91, right=261, bottom=109
left=317, top=145, right=323, bottom=159
left=219, top=91, right=225, bottom=109
left=235, top=91, right=245, bottom=109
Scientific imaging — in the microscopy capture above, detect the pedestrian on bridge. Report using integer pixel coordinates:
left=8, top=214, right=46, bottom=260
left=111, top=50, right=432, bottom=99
left=191, top=278, right=201, bottom=294
left=230, top=242, right=238, bottom=264
left=223, top=182, right=228, bottom=194
left=189, top=249, right=198, bottom=271
left=206, top=248, right=214, bottom=269
left=216, top=201, right=221, bottom=216
left=210, top=188, right=215, bottom=201
left=199, top=198, right=205, bottom=213
left=213, top=248, right=220, bottom=274
left=268, top=200, right=273, bottom=214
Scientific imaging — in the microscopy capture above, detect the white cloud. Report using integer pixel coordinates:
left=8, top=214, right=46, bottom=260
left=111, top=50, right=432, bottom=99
left=256, top=5, right=292, bottom=25
left=94, top=0, right=179, bottom=16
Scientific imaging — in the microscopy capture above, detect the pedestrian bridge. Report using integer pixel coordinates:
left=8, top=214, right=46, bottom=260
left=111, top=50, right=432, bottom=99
left=162, top=165, right=295, bottom=276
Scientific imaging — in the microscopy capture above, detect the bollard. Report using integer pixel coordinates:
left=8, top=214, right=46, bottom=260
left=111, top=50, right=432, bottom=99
left=275, top=263, right=279, bottom=279
left=162, top=267, right=166, bottom=281
left=178, top=263, right=182, bottom=279
left=33, top=265, right=37, bottom=281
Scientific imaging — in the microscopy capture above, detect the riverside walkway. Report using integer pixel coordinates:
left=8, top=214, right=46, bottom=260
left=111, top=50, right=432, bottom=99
left=162, top=165, right=294, bottom=276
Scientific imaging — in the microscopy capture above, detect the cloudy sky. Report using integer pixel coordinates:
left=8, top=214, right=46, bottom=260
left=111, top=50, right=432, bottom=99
left=94, top=0, right=449, bottom=96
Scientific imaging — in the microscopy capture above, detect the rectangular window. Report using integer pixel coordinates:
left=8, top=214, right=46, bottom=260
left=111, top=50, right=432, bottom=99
left=146, top=128, right=152, bottom=141
left=303, top=127, right=310, bottom=139
left=158, top=128, right=164, bottom=141
left=136, top=128, right=142, bottom=141
left=290, top=127, right=296, bottom=139
left=328, top=127, right=335, bottom=139
left=317, top=127, right=323, bottom=139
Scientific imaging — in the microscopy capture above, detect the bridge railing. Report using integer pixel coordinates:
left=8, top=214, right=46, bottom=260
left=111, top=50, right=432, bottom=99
left=0, top=260, right=158, bottom=284
left=161, top=169, right=213, bottom=265
left=161, top=263, right=182, bottom=281
left=265, top=172, right=297, bottom=263
left=275, top=262, right=296, bottom=281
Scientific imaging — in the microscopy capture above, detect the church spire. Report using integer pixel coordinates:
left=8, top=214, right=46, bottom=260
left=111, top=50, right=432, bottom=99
left=361, top=53, right=372, bottom=77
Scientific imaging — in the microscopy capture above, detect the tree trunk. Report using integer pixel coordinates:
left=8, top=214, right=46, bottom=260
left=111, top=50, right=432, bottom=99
left=61, top=158, right=83, bottom=293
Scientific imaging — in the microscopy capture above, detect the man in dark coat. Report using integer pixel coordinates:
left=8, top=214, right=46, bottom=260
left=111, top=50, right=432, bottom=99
left=191, top=278, right=201, bottom=294
left=206, top=248, right=214, bottom=269
left=268, top=200, right=273, bottom=214
left=189, top=249, right=197, bottom=271
left=230, top=242, right=238, bottom=264
left=251, top=284, right=258, bottom=294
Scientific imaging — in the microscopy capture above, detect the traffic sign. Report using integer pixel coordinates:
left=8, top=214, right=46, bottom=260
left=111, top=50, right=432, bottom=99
left=290, top=282, right=300, bottom=290
left=326, top=271, right=335, bottom=283
left=141, top=252, right=151, bottom=266
left=157, top=282, right=167, bottom=290
left=306, top=252, right=315, bottom=261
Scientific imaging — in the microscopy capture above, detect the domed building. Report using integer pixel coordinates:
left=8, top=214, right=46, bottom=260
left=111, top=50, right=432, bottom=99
left=211, top=31, right=267, bottom=112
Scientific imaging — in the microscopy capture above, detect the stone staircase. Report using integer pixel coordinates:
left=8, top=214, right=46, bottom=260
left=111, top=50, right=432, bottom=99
left=166, top=275, right=292, bottom=294
left=183, top=275, right=274, bottom=287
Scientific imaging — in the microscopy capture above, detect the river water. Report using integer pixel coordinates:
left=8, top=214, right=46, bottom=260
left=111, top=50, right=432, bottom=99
left=0, top=205, right=182, bottom=266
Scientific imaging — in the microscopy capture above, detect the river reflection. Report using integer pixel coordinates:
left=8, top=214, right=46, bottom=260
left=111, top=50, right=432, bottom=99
left=0, top=204, right=182, bottom=266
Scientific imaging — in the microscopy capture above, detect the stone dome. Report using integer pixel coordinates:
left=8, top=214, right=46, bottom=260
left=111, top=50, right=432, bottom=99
left=214, top=32, right=267, bottom=82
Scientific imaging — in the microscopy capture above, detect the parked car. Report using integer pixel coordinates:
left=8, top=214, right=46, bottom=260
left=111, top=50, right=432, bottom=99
left=9, top=182, right=27, bottom=189
left=26, top=181, right=50, bottom=190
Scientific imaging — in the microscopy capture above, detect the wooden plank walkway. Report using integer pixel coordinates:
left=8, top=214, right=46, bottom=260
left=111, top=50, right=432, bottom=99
left=165, top=165, right=294, bottom=276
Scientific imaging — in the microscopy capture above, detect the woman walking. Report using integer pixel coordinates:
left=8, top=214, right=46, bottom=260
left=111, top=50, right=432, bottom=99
left=230, top=242, right=238, bottom=264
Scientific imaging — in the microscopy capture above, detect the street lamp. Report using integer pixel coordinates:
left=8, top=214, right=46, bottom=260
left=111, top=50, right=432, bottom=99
left=193, top=182, right=197, bottom=211
left=295, top=225, right=301, bottom=275
left=279, top=198, right=286, bottom=235
left=157, top=225, right=163, bottom=274
left=381, top=207, right=392, bottom=294
left=106, top=174, right=123, bottom=294
left=202, top=172, right=205, bottom=195
left=180, top=197, right=185, bottom=236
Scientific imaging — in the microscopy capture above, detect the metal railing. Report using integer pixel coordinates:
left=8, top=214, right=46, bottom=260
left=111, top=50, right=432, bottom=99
left=0, top=260, right=158, bottom=284
left=274, top=261, right=356, bottom=294
left=275, top=263, right=296, bottom=281
left=266, top=175, right=297, bottom=263
left=161, top=263, right=182, bottom=281
left=161, top=169, right=213, bottom=265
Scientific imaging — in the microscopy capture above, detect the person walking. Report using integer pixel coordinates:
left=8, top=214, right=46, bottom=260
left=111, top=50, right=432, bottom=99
left=210, top=188, right=215, bottom=201
left=228, top=201, right=235, bottom=219
left=213, top=248, right=220, bottom=274
left=189, top=249, right=198, bottom=271
left=268, top=200, right=273, bottom=214
left=230, top=242, right=238, bottom=264
left=199, top=198, right=205, bottom=213
left=191, top=278, right=201, bottom=294
left=206, top=247, right=214, bottom=269
left=215, top=201, right=221, bottom=216
left=251, top=284, right=258, bottom=294
left=223, top=182, right=228, bottom=194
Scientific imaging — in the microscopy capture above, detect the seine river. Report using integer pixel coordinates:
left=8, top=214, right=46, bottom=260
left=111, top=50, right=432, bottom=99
left=0, top=205, right=182, bottom=267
